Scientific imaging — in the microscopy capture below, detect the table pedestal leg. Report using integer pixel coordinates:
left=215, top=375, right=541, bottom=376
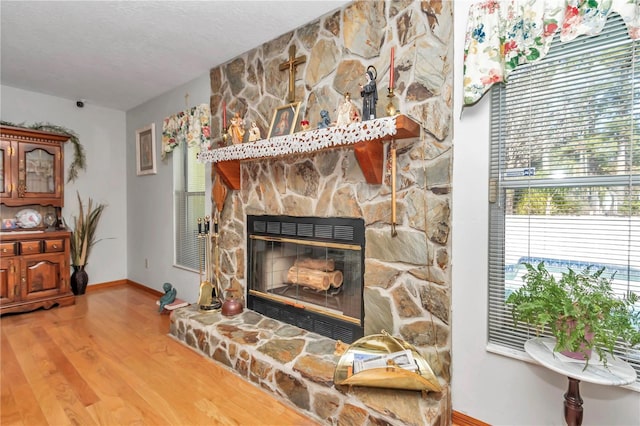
left=564, top=377, right=583, bottom=426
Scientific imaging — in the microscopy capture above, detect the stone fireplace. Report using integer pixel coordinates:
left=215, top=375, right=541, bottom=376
left=172, top=2, right=453, bottom=425
left=171, top=131, right=452, bottom=423
left=247, top=214, right=365, bottom=343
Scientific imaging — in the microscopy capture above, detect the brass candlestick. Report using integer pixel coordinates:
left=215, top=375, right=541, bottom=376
left=386, top=87, right=398, bottom=116
left=221, top=126, right=229, bottom=146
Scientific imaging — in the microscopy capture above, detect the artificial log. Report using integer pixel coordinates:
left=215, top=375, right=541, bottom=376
left=287, top=266, right=343, bottom=291
left=294, top=257, right=335, bottom=271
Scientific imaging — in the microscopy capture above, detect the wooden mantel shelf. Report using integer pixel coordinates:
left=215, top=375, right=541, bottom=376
left=200, top=115, right=420, bottom=190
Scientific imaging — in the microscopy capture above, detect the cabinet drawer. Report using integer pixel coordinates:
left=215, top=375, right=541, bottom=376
left=20, top=240, right=42, bottom=254
left=43, top=239, right=65, bottom=253
left=0, top=242, right=17, bottom=256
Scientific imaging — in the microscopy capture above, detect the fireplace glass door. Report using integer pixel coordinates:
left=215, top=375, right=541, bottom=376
left=247, top=215, right=364, bottom=342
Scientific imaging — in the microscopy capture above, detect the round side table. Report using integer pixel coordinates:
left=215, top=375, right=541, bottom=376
left=525, top=337, right=637, bottom=426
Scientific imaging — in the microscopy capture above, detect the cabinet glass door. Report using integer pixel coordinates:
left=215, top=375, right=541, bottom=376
left=18, top=143, right=61, bottom=202
left=25, top=148, right=55, bottom=193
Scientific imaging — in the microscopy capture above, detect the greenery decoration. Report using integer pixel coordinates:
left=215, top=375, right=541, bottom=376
left=0, top=120, right=86, bottom=182
left=64, top=191, right=106, bottom=267
left=506, top=262, right=640, bottom=367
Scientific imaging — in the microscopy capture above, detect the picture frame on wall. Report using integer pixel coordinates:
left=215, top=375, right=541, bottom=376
left=136, top=123, right=157, bottom=176
left=267, top=102, right=300, bottom=139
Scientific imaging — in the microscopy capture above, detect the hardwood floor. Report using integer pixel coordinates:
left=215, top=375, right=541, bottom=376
left=0, top=286, right=319, bottom=426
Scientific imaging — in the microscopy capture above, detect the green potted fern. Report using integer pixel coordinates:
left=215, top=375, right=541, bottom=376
left=65, top=192, right=106, bottom=295
left=506, top=262, right=640, bottom=366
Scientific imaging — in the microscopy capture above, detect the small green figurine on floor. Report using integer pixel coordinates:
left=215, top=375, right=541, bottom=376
left=158, top=282, right=177, bottom=312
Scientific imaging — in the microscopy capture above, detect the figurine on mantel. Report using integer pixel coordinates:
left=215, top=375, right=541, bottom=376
left=230, top=112, right=245, bottom=144
left=335, top=92, right=360, bottom=127
left=248, top=121, right=261, bottom=142
left=360, top=66, right=378, bottom=121
left=318, top=110, right=332, bottom=129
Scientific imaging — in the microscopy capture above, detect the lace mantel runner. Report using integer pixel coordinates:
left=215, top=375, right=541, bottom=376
left=198, top=115, right=398, bottom=164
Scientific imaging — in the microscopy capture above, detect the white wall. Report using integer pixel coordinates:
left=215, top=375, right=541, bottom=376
left=125, top=75, right=210, bottom=301
left=1, top=85, right=127, bottom=285
left=451, top=2, right=640, bottom=425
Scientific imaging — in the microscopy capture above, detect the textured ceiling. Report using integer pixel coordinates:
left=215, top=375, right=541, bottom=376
left=0, top=1, right=351, bottom=111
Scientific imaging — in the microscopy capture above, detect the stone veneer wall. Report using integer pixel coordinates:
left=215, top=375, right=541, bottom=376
left=204, top=0, right=453, bottom=423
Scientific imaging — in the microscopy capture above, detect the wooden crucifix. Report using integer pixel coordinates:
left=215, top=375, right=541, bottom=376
left=279, top=45, right=306, bottom=103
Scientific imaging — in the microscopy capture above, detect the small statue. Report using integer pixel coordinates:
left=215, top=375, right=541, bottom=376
left=248, top=121, right=261, bottom=142
left=158, top=282, right=177, bottom=312
left=230, top=112, right=245, bottom=144
left=335, top=92, right=360, bottom=127
left=360, top=66, right=378, bottom=121
left=318, top=109, right=332, bottom=129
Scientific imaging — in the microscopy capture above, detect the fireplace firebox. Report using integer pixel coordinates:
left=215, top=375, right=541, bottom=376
left=247, top=215, right=364, bottom=343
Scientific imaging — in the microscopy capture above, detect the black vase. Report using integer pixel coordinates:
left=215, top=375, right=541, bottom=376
left=70, top=265, right=89, bottom=295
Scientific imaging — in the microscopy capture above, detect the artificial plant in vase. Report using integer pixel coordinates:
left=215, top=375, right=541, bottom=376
left=64, top=191, right=106, bottom=295
left=506, top=262, right=640, bottom=367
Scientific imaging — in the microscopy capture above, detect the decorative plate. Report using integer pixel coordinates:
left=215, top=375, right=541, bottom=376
left=16, top=209, right=42, bottom=228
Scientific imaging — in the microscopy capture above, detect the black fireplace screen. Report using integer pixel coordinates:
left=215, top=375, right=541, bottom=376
left=247, top=215, right=364, bottom=342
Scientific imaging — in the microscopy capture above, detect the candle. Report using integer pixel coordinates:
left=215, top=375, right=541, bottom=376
left=222, top=101, right=227, bottom=128
left=390, top=47, right=395, bottom=90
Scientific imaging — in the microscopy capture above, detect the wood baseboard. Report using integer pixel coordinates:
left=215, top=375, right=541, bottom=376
left=125, top=280, right=163, bottom=297
left=85, top=279, right=163, bottom=297
left=453, top=410, right=490, bottom=426
left=85, top=279, right=128, bottom=292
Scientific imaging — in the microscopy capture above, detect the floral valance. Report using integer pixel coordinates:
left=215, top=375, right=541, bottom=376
left=463, top=0, right=640, bottom=106
left=161, top=104, right=211, bottom=159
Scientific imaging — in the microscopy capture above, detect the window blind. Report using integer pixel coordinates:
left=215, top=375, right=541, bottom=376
left=175, top=144, right=205, bottom=271
left=489, top=14, right=640, bottom=385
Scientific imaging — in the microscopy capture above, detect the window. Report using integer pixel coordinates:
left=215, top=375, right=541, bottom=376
left=174, top=143, right=205, bottom=270
left=489, top=15, right=640, bottom=385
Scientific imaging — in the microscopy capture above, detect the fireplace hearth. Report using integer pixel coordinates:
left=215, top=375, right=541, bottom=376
left=247, top=215, right=365, bottom=343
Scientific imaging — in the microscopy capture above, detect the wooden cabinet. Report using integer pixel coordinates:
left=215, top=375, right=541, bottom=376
left=1, top=125, right=74, bottom=315
left=0, top=231, right=74, bottom=314
left=1, top=126, right=67, bottom=207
